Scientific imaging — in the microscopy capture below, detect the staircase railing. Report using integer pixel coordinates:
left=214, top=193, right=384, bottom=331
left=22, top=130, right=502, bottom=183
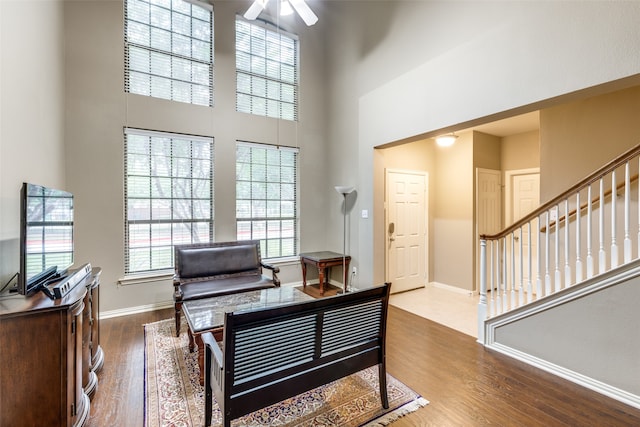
left=478, top=144, right=640, bottom=343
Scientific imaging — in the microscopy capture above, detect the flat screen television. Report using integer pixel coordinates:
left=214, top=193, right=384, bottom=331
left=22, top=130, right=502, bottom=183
left=18, top=182, right=74, bottom=296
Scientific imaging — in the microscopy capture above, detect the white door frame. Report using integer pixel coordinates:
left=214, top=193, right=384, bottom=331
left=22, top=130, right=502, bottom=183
left=384, top=168, right=429, bottom=291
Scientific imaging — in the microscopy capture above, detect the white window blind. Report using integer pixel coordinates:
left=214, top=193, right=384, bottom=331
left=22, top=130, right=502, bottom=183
left=124, top=128, right=214, bottom=274
left=235, top=18, right=298, bottom=121
left=236, top=141, right=299, bottom=259
left=125, top=0, right=214, bottom=106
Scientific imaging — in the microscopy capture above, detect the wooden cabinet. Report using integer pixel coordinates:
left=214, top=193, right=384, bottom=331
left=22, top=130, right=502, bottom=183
left=83, top=267, right=103, bottom=400
left=0, top=269, right=101, bottom=427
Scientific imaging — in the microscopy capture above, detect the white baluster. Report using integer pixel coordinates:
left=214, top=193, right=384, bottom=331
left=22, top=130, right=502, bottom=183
left=575, top=191, right=583, bottom=283
left=518, top=227, right=524, bottom=307
left=545, top=210, right=551, bottom=296
left=489, top=240, right=495, bottom=317
left=611, top=170, right=619, bottom=269
left=495, top=239, right=502, bottom=315
left=527, top=222, right=533, bottom=303
left=554, top=204, right=562, bottom=293
left=511, top=232, right=516, bottom=309
left=586, top=184, right=594, bottom=278
left=536, top=213, right=542, bottom=298
left=502, top=236, right=508, bottom=313
left=564, top=198, right=572, bottom=287
left=477, top=239, right=487, bottom=343
left=491, top=240, right=502, bottom=316
left=624, top=161, right=632, bottom=263
left=599, top=177, right=606, bottom=274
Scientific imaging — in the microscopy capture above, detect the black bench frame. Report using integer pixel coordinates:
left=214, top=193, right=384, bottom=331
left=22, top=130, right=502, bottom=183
left=202, top=283, right=391, bottom=427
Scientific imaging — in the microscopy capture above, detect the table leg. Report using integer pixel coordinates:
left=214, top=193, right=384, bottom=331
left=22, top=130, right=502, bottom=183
left=301, top=259, right=307, bottom=289
left=194, top=328, right=224, bottom=386
left=188, top=328, right=195, bottom=352
left=195, top=333, right=205, bottom=385
left=318, top=267, right=325, bottom=295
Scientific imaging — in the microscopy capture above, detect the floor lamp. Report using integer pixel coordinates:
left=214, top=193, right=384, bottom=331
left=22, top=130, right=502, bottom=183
left=335, top=186, right=354, bottom=293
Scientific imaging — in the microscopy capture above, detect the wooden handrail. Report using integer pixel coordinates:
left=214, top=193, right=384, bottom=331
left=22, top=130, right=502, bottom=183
left=539, top=173, right=639, bottom=233
left=480, top=143, right=640, bottom=240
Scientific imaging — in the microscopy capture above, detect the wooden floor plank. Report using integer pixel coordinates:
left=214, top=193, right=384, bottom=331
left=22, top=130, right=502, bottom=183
left=86, top=305, right=640, bottom=426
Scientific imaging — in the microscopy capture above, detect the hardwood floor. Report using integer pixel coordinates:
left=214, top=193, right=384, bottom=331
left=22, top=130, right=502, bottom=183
left=87, top=305, right=640, bottom=426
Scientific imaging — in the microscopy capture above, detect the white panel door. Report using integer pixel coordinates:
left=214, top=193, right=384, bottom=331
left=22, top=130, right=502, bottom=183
left=386, top=170, right=427, bottom=294
left=477, top=169, right=502, bottom=236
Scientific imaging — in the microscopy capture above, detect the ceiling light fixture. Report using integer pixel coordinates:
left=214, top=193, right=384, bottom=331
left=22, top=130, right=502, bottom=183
left=280, top=0, right=294, bottom=16
left=244, top=0, right=318, bottom=26
left=435, top=133, right=458, bottom=147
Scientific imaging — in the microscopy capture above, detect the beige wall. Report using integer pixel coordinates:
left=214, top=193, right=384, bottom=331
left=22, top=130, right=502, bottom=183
left=61, top=0, right=328, bottom=313
left=0, top=0, right=66, bottom=286
left=473, top=131, right=502, bottom=171
left=540, top=86, right=640, bottom=202
left=376, top=132, right=506, bottom=292
left=375, top=139, right=435, bottom=284
left=3, top=0, right=640, bottom=311
left=433, top=135, right=474, bottom=290
left=326, top=1, right=640, bottom=287
left=502, top=130, right=540, bottom=172
left=373, top=130, right=536, bottom=292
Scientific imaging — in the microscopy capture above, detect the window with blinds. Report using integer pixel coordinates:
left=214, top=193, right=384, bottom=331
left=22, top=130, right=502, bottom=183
left=124, top=0, right=213, bottom=106
left=124, top=128, right=214, bottom=274
left=236, top=142, right=298, bottom=259
left=236, top=18, right=298, bottom=121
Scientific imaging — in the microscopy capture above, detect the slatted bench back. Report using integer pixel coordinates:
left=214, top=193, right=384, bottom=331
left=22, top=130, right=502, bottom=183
left=220, top=284, right=390, bottom=419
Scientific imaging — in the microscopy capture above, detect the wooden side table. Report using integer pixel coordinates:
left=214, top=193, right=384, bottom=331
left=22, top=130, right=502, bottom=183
left=300, top=251, right=351, bottom=295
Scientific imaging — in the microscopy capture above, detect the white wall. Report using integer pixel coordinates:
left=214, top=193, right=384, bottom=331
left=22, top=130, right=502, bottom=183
left=0, top=0, right=66, bottom=286
left=324, top=1, right=640, bottom=287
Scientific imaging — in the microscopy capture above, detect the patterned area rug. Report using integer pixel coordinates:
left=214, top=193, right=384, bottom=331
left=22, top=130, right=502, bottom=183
left=144, top=318, right=428, bottom=427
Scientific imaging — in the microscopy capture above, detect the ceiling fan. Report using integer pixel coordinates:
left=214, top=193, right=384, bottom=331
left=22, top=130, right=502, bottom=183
left=244, top=0, right=318, bottom=26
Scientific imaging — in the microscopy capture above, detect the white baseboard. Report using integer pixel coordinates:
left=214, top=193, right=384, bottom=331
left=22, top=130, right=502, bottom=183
left=430, top=281, right=475, bottom=296
left=490, top=342, right=640, bottom=410
left=99, top=301, right=174, bottom=320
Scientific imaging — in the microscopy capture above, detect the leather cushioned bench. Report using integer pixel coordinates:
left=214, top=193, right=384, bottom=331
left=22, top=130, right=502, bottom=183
left=173, top=240, right=280, bottom=336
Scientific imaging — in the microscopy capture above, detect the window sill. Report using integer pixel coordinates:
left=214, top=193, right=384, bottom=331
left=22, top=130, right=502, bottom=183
left=118, top=270, right=174, bottom=286
left=264, top=256, right=301, bottom=266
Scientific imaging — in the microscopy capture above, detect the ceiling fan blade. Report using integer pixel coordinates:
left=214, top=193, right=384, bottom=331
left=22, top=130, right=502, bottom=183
left=244, top=0, right=267, bottom=20
left=289, top=0, right=318, bottom=26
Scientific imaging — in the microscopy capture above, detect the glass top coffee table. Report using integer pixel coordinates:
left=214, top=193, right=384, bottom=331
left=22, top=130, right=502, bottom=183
left=183, top=286, right=314, bottom=384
